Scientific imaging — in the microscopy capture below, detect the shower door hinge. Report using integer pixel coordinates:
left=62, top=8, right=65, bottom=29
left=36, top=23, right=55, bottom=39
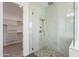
left=32, top=12, right=34, bottom=15
left=32, top=48, right=34, bottom=50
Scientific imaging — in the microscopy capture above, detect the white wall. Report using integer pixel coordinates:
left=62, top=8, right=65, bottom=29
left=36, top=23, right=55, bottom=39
left=0, top=2, right=3, bottom=57
left=23, top=3, right=30, bottom=56
left=76, top=3, right=79, bottom=41
left=45, top=2, right=73, bottom=56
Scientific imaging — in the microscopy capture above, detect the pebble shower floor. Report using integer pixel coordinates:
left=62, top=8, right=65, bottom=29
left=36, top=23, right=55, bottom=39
left=34, top=46, right=65, bottom=57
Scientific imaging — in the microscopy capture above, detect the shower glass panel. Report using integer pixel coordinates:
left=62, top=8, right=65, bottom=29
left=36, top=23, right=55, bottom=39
left=29, top=2, right=75, bottom=57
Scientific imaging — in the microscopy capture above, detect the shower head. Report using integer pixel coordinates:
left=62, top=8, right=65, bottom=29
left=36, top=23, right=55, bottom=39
left=48, top=2, right=53, bottom=5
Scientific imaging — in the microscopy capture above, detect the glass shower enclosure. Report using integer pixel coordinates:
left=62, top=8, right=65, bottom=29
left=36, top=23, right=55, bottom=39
left=29, top=2, right=75, bottom=57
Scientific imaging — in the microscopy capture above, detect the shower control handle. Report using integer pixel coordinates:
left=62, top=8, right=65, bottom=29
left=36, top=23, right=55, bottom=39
left=39, top=30, right=42, bottom=33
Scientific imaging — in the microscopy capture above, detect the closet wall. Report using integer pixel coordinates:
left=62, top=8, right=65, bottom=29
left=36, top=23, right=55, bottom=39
left=3, top=2, right=23, bottom=46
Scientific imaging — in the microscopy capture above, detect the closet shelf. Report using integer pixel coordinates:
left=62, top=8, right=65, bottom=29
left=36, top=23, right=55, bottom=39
left=17, top=32, right=23, bottom=34
left=17, top=20, right=23, bottom=22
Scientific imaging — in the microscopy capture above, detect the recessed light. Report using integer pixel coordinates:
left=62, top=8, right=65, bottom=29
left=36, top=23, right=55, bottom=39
left=19, top=5, right=22, bottom=8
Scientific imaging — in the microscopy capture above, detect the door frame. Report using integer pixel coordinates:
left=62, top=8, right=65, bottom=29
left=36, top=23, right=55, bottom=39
left=0, top=2, right=3, bottom=57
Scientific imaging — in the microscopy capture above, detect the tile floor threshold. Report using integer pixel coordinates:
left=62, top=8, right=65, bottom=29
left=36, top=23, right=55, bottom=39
left=26, top=53, right=37, bottom=57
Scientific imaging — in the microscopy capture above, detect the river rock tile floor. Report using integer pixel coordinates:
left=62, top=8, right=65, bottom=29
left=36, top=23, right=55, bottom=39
left=34, top=47, right=64, bottom=57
